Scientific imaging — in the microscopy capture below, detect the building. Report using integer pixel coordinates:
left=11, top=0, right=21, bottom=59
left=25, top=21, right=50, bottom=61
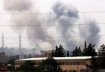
left=0, top=52, right=5, bottom=56
left=0, top=52, right=19, bottom=63
left=44, top=50, right=52, bottom=57
left=15, top=56, right=91, bottom=72
left=0, top=65, right=7, bottom=71
left=34, top=50, right=52, bottom=57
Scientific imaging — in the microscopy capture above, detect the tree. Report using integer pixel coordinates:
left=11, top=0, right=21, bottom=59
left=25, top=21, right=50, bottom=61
left=83, top=41, right=97, bottom=56
left=86, top=51, right=98, bottom=72
left=6, top=59, right=15, bottom=71
left=6, top=59, right=15, bottom=65
left=51, top=44, right=65, bottom=57
left=97, top=44, right=105, bottom=69
left=83, top=41, right=87, bottom=56
left=68, top=70, right=77, bottom=72
left=38, top=57, right=62, bottom=72
left=86, top=44, right=105, bottom=72
left=71, top=47, right=82, bottom=56
left=16, top=61, right=35, bottom=72
left=67, top=51, right=69, bottom=57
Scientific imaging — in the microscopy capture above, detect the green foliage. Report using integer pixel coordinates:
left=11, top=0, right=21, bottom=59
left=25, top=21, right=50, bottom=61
left=6, top=59, right=16, bottom=71
left=0, top=62, right=3, bottom=65
left=71, top=41, right=97, bottom=57
left=6, top=59, right=15, bottom=65
left=83, top=41, right=97, bottom=56
left=84, top=42, right=98, bottom=72
left=72, top=70, right=77, bottom=72
left=67, top=51, right=69, bottom=57
left=87, top=44, right=105, bottom=72
left=51, top=44, right=66, bottom=57
left=71, top=47, right=82, bottom=56
left=38, top=57, right=62, bottom=72
left=97, top=44, right=105, bottom=69
left=86, top=55, right=99, bottom=72
left=8, top=66, right=15, bottom=71
left=68, top=70, right=77, bottom=72
left=16, top=61, right=35, bottom=71
left=15, top=57, right=62, bottom=72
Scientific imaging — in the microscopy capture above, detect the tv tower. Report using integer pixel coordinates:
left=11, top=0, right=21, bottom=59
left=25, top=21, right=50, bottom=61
left=19, top=33, right=24, bottom=59
left=2, top=32, right=4, bottom=52
left=19, top=34, right=22, bottom=54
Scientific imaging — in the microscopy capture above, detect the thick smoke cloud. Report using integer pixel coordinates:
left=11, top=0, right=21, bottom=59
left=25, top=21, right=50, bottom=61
left=3, top=0, right=100, bottom=51
left=10, top=12, right=55, bottom=49
left=50, top=2, right=79, bottom=49
left=87, top=22, right=100, bottom=44
left=3, top=0, right=33, bottom=11
left=3, top=0, right=54, bottom=50
left=79, top=21, right=100, bottom=46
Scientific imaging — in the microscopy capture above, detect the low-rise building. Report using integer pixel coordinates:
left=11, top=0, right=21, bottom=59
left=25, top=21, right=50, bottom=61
left=34, top=50, right=52, bottom=57
left=15, top=56, right=91, bottom=72
left=0, top=52, right=19, bottom=63
left=44, top=50, right=52, bottom=57
left=0, top=65, right=7, bottom=71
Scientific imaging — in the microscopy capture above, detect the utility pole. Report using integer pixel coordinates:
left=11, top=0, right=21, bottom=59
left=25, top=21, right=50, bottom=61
left=2, top=32, right=4, bottom=52
left=19, top=34, right=22, bottom=54
left=1, top=32, right=5, bottom=63
left=19, top=33, right=23, bottom=59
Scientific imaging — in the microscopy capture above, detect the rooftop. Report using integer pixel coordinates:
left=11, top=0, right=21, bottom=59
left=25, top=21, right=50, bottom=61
left=16, top=56, right=91, bottom=61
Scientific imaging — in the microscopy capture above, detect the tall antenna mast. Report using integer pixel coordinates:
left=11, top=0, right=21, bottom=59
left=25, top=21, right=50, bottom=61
left=2, top=32, right=4, bottom=52
left=19, top=33, right=22, bottom=54
left=19, top=33, right=24, bottom=59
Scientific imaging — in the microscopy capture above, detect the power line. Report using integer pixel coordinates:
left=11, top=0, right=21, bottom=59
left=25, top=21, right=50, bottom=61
left=1, top=32, right=4, bottom=52
left=0, top=35, right=105, bottom=39
left=3, top=41, right=105, bottom=45
left=1, top=11, right=105, bottom=14
left=79, top=11, right=105, bottom=13
left=0, top=23, right=105, bottom=26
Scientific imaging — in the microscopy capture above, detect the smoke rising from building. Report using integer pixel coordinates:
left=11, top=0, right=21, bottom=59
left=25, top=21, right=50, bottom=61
left=3, top=1, right=100, bottom=50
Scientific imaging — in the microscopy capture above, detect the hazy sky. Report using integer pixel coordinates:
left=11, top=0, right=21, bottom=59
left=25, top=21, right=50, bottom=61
left=0, top=0, right=105, bottom=51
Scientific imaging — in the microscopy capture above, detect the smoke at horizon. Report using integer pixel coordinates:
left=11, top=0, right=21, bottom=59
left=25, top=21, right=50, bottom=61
left=3, top=0, right=100, bottom=51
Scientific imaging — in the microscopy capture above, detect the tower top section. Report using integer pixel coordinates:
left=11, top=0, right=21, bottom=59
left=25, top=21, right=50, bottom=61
left=2, top=32, right=4, bottom=52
